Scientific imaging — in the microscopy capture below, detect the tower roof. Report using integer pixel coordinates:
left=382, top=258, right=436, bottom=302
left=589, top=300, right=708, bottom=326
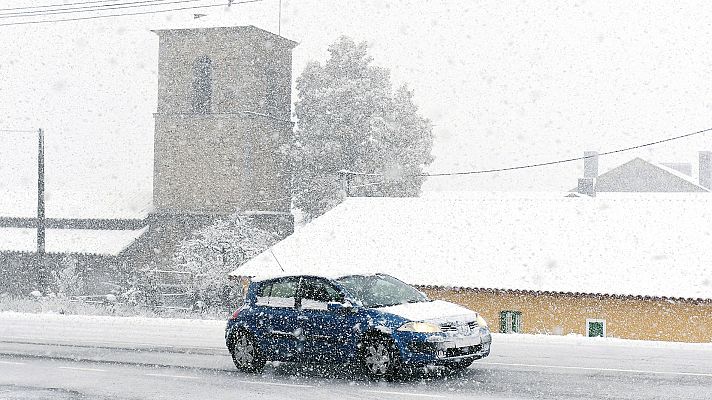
left=152, top=25, right=298, bottom=48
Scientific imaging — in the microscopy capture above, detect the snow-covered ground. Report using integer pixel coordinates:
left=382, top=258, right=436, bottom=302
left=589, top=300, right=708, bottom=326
left=0, top=311, right=226, bottom=350
left=1, top=311, right=711, bottom=400
left=2, top=311, right=710, bottom=352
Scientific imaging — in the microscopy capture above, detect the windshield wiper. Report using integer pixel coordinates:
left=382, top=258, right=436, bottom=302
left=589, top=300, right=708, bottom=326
left=370, top=302, right=402, bottom=308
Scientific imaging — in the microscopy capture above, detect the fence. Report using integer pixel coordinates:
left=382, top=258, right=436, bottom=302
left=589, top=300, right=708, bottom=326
left=144, top=269, right=194, bottom=310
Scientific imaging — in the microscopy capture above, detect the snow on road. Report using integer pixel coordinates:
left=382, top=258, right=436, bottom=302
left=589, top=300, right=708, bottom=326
left=1, top=312, right=712, bottom=400
left=2, top=311, right=712, bottom=376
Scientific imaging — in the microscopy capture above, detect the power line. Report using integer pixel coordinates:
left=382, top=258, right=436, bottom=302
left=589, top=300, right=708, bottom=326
left=422, top=126, right=712, bottom=178
left=0, top=0, right=204, bottom=19
left=0, top=0, right=261, bottom=27
left=350, top=181, right=385, bottom=189
left=344, top=126, right=712, bottom=179
left=0, top=0, right=133, bottom=12
left=0, top=129, right=36, bottom=133
left=0, top=0, right=187, bottom=16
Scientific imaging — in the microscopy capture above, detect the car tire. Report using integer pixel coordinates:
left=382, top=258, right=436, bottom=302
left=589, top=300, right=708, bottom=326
left=445, top=359, right=473, bottom=372
left=359, top=336, right=400, bottom=380
left=231, top=329, right=266, bottom=373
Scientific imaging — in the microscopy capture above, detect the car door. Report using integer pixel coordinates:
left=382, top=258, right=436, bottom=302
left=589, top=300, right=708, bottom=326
left=296, top=277, right=356, bottom=362
left=254, top=277, right=301, bottom=361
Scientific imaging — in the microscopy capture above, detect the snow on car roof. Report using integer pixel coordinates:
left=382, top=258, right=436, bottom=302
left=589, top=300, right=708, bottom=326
left=231, top=193, right=712, bottom=300
left=231, top=269, right=380, bottom=283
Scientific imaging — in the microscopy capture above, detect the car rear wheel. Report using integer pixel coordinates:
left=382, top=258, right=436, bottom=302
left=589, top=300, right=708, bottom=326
left=231, top=330, right=265, bottom=373
left=360, top=336, right=399, bottom=380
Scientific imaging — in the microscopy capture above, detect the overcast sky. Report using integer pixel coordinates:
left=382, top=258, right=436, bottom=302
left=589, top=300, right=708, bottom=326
left=2, top=0, right=712, bottom=212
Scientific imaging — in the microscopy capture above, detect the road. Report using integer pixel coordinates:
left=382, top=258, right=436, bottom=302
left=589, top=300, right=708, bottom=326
left=0, top=313, right=711, bottom=399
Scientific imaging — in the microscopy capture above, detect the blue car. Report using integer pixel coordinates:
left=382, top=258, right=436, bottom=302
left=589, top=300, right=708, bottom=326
left=225, top=273, right=491, bottom=379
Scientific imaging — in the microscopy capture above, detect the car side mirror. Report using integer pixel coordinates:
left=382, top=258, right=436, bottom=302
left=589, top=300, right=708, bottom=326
left=327, top=301, right=353, bottom=313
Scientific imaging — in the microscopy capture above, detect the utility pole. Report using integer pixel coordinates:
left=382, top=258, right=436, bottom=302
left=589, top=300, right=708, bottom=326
left=220, top=243, right=228, bottom=267
left=37, top=128, right=47, bottom=292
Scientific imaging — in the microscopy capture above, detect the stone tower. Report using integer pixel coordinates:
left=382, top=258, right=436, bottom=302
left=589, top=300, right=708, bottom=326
left=152, top=25, right=297, bottom=217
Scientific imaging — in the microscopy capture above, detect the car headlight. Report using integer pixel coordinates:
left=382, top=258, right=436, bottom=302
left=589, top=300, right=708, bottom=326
left=476, top=314, right=489, bottom=329
left=397, top=321, right=442, bottom=333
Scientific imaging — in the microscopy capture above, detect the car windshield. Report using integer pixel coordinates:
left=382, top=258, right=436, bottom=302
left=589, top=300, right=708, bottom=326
left=335, top=274, right=429, bottom=308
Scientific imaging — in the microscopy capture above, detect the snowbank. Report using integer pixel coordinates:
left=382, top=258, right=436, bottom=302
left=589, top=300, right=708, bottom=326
left=0, top=311, right=226, bottom=350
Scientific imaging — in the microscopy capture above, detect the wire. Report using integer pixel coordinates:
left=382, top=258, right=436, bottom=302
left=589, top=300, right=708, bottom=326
left=338, top=169, right=381, bottom=177
left=425, top=126, right=712, bottom=177
left=343, top=126, right=712, bottom=179
left=350, top=181, right=385, bottom=189
left=0, top=0, right=133, bottom=12
left=0, top=0, right=205, bottom=18
left=0, top=129, right=37, bottom=133
left=0, top=0, right=261, bottom=26
left=252, top=196, right=291, bottom=203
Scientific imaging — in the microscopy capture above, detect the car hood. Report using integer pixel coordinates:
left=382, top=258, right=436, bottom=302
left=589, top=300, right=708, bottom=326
left=378, top=300, right=477, bottom=323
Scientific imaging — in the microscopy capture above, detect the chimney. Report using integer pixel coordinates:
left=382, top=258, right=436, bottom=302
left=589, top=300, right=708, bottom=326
left=577, top=151, right=598, bottom=197
left=700, top=151, right=712, bottom=190
left=577, top=178, right=596, bottom=197
left=583, top=151, right=598, bottom=178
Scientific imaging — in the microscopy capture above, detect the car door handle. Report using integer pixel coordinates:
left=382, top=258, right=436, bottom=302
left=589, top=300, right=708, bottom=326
left=297, top=315, right=309, bottom=321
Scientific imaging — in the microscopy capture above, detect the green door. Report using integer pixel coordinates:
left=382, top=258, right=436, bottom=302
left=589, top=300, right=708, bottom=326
left=499, top=311, right=522, bottom=333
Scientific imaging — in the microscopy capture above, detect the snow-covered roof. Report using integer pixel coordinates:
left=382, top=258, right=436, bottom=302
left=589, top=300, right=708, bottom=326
left=649, top=161, right=709, bottom=191
left=0, top=189, right=153, bottom=219
left=0, top=227, right=148, bottom=256
left=231, top=193, right=712, bottom=300
left=152, top=24, right=298, bottom=47
left=568, top=157, right=710, bottom=193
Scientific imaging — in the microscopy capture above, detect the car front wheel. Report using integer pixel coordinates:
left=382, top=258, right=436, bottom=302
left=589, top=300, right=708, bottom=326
left=231, top=330, right=265, bottom=373
left=360, top=336, right=399, bottom=380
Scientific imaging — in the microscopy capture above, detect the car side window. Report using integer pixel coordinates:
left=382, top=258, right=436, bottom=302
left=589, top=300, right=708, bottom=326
left=299, top=278, right=344, bottom=310
left=255, top=282, right=273, bottom=306
left=255, top=277, right=298, bottom=308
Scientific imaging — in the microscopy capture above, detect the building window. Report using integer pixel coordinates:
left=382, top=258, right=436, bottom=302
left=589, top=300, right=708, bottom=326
left=586, top=319, right=606, bottom=337
left=191, top=55, right=212, bottom=114
left=500, top=310, right=522, bottom=333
